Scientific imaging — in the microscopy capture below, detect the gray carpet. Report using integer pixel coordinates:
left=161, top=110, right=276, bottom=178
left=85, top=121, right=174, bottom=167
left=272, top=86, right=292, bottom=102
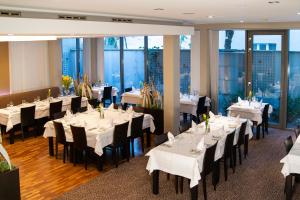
left=57, top=129, right=300, bottom=200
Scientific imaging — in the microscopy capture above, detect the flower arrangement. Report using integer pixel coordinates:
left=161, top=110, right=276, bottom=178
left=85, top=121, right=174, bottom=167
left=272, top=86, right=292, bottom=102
left=75, top=74, right=93, bottom=99
left=96, top=103, right=104, bottom=119
left=140, top=81, right=162, bottom=109
left=247, top=90, right=253, bottom=101
left=62, top=75, right=73, bottom=93
left=47, top=89, right=51, bottom=98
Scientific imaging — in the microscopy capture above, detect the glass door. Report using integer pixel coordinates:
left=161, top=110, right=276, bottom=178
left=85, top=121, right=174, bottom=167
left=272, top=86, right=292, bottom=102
left=247, top=30, right=288, bottom=127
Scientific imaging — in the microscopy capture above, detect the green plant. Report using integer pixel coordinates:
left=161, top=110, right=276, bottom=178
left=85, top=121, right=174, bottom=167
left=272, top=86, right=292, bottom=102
left=0, top=160, right=11, bottom=173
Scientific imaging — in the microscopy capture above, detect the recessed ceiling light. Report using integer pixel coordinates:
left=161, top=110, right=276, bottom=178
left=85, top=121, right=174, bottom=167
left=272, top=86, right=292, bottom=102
left=240, top=20, right=244, bottom=23
left=297, top=12, right=300, bottom=15
left=153, top=8, right=164, bottom=11
left=183, top=12, right=195, bottom=15
left=208, top=15, right=214, bottom=19
left=268, top=1, right=280, bottom=4
left=7, top=33, right=14, bottom=36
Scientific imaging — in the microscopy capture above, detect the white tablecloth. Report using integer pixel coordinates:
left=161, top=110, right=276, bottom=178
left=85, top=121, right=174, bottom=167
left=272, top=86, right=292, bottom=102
left=146, top=116, right=252, bottom=188
left=281, top=136, right=300, bottom=177
left=0, top=96, right=87, bottom=132
left=180, top=95, right=211, bottom=116
left=43, top=108, right=155, bottom=156
left=227, top=100, right=273, bottom=124
left=121, top=90, right=143, bottom=105
left=92, top=86, right=118, bottom=100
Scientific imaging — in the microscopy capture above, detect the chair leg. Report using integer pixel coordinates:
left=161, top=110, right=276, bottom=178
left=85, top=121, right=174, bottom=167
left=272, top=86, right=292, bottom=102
left=230, top=151, right=235, bottom=173
left=266, top=121, right=269, bottom=134
left=63, top=145, right=66, bottom=163
left=21, top=126, right=25, bottom=141
left=141, top=135, right=144, bottom=153
left=126, top=142, right=130, bottom=162
left=84, top=150, right=88, bottom=170
left=202, top=176, right=207, bottom=200
left=167, top=173, right=170, bottom=180
left=175, top=176, right=179, bottom=194
left=55, top=142, right=58, bottom=159
left=180, top=177, right=183, bottom=194
left=262, top=123, right=265, bottom=138
left=238, top=146, right=242, bottom=165
left=113, top=148, right=118, bottom=168
left=131, top=138, right=135, bottom=157
left=224, top=158, right=228, bottom=181
left=232, top=146, right=237, bottom=168
left=73, top=149, right=76, bottom=166
left=244, top=135, right=249, bottom=159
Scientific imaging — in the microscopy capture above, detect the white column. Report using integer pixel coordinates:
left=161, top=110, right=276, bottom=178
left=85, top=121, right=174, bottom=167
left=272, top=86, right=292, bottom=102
left=48, top=40, right=62, bottom=88
left=199, top=28, right=210, bottom=96
left=97, top=38, right=104, bottom=82
left=209, top=30, right=219, bottom=112
left=191, top=30, right=201, bottom=93
left=163, top=35, right=180, bottom=135
left=83, top=38, right=92, bottom=79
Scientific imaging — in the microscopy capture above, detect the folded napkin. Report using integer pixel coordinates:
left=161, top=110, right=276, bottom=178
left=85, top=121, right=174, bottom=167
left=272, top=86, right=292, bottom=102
left=167, top=132, right=175, bottom=146
left=66, top=110, right=73, bottom=117
left=236, top=115, right=240, bottom=123
left=209, top=111, right=215, bottom=120
left=108, top=103, right=114, bottom=110
left=196, top=138, right=205, bottom=151
left=192, top=120, right=197, bottom=128
left=238, top=96, right=242, bottom=103
left=87, top=103, right=93, bottom=111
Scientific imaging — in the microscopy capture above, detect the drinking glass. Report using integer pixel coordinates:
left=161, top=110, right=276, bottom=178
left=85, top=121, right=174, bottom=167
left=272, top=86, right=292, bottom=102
left=9, top=101, right=13, bottom=107
left=37, top=96, right=40, bottom=101
left=22, top=100, right=26, bottom=104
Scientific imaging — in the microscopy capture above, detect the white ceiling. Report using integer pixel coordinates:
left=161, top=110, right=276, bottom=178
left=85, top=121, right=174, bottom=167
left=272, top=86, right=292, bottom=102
left=0, top=0, right=299, bottom=24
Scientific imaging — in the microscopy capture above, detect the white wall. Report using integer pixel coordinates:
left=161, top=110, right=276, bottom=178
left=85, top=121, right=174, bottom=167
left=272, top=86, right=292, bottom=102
left=9, top=41, right=50, bottom=93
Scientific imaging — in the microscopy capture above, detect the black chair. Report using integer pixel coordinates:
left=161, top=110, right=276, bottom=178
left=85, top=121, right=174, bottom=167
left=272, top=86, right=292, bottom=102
left=53, top=121, right=69, bottom=163
left=196, top=96, right=207, bottom=123
left=70, top=125, right=89, bottom=170
left=20, top=105, right=37, bottom=140
left=77, top=107, right=87, bottom=113
left=71, top=96, right=82, bottom=114
left=154, top=133, right=168, bottom=146
left=124, top=87, right=132, bottom=92
left=53, top=111, right=66, bottom=120
left=130, top=115, right=144, bottom=157
left=284, top=136, right=293, bottom=154
left=294, top=128, right=300, bottom=139
left=104, top=122, right=129, bottom=167
left=222, top=131, right=235, bottom=181
left=49, top=101, right=62, bottom=120
left=233, top=121, right=247, bottom=167
left=262, top=104, right=270, bottom=137
left=102, top=86, right=112, bottom=107
left=88, top=98, right=99, bottom=108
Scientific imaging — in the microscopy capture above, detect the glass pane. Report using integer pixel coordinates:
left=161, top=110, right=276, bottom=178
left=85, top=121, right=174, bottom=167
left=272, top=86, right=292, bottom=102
left=287, top=30, right=300, bottom=127
left=124, top=36, right=144, bottom=89
left=61, top=38, right=84, bottom=81
left=252, top=34, right=282, bottom=124
left=218, top=30, right=246, bottom=115
left=104, top=37, right=121, bottom=92
left=147, top=36, right=164, bottom=94
left=180, top=35, right=191, bottom=94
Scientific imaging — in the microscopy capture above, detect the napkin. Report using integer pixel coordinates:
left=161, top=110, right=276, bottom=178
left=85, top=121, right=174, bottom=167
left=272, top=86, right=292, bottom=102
left=238, top=97, right=242, bottom=103
left=209, top=111, right=215, bottom=120
left=127, top=105, right=133, bottom=113
left=236, top=115, right=240, bottom=123
left=196, top=138, right=205, bottom=152
left=108, top=103, right=114, bottom=110
left=192, top=120, right=197, bottom=128
left=167, top=132, right=175, bottom=145
left=66, top=110, right=73, bottom=117
left=87, top=103, right=93, bottom=111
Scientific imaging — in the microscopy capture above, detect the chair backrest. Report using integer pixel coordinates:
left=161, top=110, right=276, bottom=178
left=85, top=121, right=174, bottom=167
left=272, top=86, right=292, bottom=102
left=224, top=131, right=235, bottom=157
left=70, top=125, right=87, bottom=150
left=238, top=121, right=247, bottom=146
left=202, top=142, right=218, bottom=176
left=53, top=111, right=66, bottom=120
left=131, top=114, right=144, bottom=138
left=20, top=105, right=36, bottom=126
left=113, top=121, right=129, bottom=146
left=154, top=133, right=168, bottom=146
left=294, top=128, right=300, bottom=138
left=71, top=96, right=82, bottom=114
left=88, top=98, right=99, bottom=108
left=197, top=96, right=207, bottom=115
left=262, top=104, right=270, bottom=121
left=103, top=86, right=112, bottom=100
left=124, top=87, right=132, bottom=92
left=50, top=101, right=62, bottom=119
left=53, top=121, right=66, bottom=144
left=77, top=106, right=87, bottom=113
left=284, top=136, right=293, bottom=154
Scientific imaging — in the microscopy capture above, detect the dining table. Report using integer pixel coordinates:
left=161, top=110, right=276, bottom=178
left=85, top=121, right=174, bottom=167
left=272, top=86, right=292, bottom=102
left=92, top=86, right=118, bottom=102
left=0, top=95, right=87, bottom=133
left=280, top=135, right=300, bottom=200
left=146, top=115, right=252, bottom=200
left=43, top=107, right=155, bottom=168
left=121, top=90, right=211, bottom=116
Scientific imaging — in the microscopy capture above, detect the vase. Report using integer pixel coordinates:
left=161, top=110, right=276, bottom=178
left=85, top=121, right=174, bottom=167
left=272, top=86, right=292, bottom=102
left=64, top=88, right=70, bottom=96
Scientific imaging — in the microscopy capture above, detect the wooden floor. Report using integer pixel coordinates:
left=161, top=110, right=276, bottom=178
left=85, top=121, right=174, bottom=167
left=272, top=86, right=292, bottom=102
left=2, top=134, right=145, bottom=200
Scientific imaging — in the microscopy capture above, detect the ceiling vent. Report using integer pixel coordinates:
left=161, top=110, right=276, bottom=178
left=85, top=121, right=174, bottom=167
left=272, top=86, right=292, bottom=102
left=58, top=15, right=86, bottom=20
left=0, top=10, right=21, bottom=17
left=112, top=18, right=133, bottom=23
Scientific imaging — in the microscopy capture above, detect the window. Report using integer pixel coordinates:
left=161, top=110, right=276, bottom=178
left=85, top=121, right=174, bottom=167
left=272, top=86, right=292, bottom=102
left=123, top=36, right=144, bottom=89
left=61, top=38, right=83, bottom=81
left=147, top=36, right=164, bottom=94
left=104, top=37, right=121, bottom=90
left=287, top=30, right=300, bottom=127
left=180, top=35, right=191, bottom=94
left=218, top=30, right=246, bottom=115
